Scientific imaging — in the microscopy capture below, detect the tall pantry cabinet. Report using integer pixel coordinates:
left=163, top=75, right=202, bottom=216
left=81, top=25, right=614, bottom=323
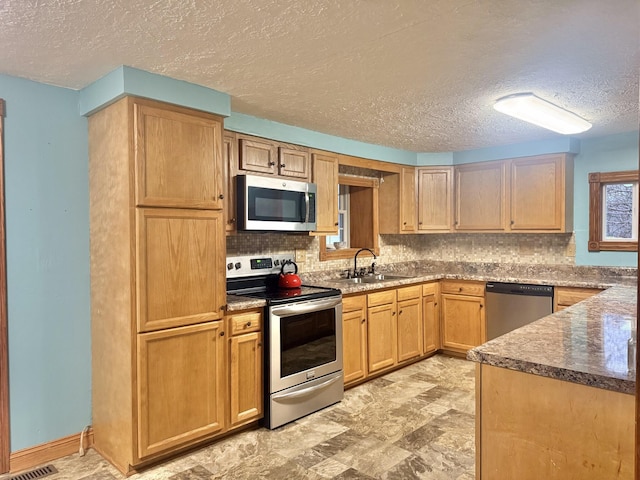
left=89, top=97, right=227, bottom=473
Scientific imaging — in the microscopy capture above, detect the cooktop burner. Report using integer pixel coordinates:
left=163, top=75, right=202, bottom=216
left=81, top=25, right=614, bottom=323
left=226, top=253, right=341, bottom=305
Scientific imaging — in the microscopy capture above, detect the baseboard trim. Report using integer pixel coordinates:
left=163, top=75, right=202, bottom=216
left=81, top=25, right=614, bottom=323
left=9, top=428, right=94, bottom=474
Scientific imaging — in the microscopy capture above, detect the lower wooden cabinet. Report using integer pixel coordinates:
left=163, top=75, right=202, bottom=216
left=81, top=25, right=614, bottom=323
left=422, top=282, right=441, bottom=354
left=137, top=321, right=226, bottom=459
left=441, top=280, right=486, bottom=354
left=554, top=286, right=603, bottom=312
left=227, top=309, right=263, bottom=427
left=342, top=295, right=368, bottom=386
left=367, top=293, right=398, bottom=374
left=397, top=285, right=423, bottom=363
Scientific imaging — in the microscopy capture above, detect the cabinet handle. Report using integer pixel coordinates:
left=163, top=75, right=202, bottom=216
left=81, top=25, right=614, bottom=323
left=458, top=287, right=462, bottom=292
left=280, top=163, right=286, bottom=168
left=361, top=318, right=366, bottom=324
left=403, top=221, right=407, bottom=225
left=229, top=218, right=236, bottom=224
left=418, top=222, right=423, bottom=225
left=218, top=194, right=224, bottom=200
left=510, top=220, right=514, bottom=225
left=334, top=222, right=339, bottom=226
left=268, top=161, right=276, bottom=166
left=479, top=304, right=483, bottom=309
left=246, top=321, right=252, bottom=327
left=220, top=331, right=225, bottom=337
left=399, top=310, right=403, bottom=315
left=258, top=342, right=262, bottom=347
left=434, top=302, right=438, bottom=307
left=392, top=311, right=396, bottom=316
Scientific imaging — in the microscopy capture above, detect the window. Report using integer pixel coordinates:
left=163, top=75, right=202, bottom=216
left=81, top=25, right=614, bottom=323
left=326, top=185, right=350, bottom=248
left=588, top=170, right=639, bottom=251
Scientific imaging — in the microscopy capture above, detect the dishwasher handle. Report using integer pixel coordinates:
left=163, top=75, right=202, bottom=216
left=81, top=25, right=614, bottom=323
left=486, top=282, right=553, bottom=297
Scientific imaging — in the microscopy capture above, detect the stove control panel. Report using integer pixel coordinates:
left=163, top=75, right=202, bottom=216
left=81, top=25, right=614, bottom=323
left=226, top=253, right=296, bottom=278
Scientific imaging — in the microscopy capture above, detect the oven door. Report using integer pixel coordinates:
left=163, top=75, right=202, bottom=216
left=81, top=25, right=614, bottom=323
left=268, top=296, right=343, bottom=393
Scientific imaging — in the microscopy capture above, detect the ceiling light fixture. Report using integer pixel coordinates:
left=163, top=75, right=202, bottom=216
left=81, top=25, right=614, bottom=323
left=493, top=93, right=592, bottom=134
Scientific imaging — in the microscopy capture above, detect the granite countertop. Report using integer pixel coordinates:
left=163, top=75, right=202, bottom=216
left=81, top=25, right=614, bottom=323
left=225, top=260, right=638, bottom=395
left=468, top=285, right=637, bottom=394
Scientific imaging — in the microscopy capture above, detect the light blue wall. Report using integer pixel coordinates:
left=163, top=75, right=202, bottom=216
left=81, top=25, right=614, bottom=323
left=574, top=131, right=639, bottom=267
left=452, top=136, right=581, bottom=164
left=1, top=74, right=91, bottom=450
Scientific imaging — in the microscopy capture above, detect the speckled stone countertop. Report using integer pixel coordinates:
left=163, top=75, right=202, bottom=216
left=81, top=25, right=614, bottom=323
left=226, top=260, right=637, bottom=394
left=468, top=285, right=637, bottom=394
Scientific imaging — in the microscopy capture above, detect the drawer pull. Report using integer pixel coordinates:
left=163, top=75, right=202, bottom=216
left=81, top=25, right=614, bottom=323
left=246, top=321, right=252, bottom=327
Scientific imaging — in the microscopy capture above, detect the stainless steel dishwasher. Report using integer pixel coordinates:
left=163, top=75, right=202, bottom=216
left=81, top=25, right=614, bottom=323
left=485, top=282, right=554, bottom=340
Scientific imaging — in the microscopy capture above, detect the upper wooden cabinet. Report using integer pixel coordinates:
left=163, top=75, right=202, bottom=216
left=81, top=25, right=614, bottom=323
left=134, top=99, right=224, bottom=209
left=400, top=167, right=417, bottom=232
left=455, top=154, right=573, bottom=233
left=237, top=133, right=310, bottom=180
left=378, top=167, right=416, bottom=234
left=417, top=167, right=453, bottom=232
left=509, top=154, right=573, bottom=232
left=223, top=131, right=238, bottom=234
left=312, top=150, right=339, bottom=235
left=455, top=160, right=508, bottom=232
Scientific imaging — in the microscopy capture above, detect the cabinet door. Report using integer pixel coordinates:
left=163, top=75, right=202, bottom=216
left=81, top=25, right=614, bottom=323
left=367, top=302, right=397, bottom=373
left=510, top=155, right=566, bottom=231
left=455, top=160, right=507, bottom=231
left=422, top=288, right=441, bottom=354
left=137, top=208, right=225, bottom=332
left=312, top=151, right=339, bottom=234
left=134, top=101, right=223, bottom=209
left=229, top=332, right=263, bottom=427
left=137, top=321, right=225, bottom=459
left=400, top=167, right=417, bottom=232
left=343, top=307, right=368, bottom=385
left=397, top=297, right=422, bottom=362
left=441, top=294, right=485, bottom=353
left=223, top=131, right=237, bottom=233
left=417, top=167, right=453, bottom=232
left=278, top=147, right=310, bottom=179
left=238, top=134, right=277, bottom=175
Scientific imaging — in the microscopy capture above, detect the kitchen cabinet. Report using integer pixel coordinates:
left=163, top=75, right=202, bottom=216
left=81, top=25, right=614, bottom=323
left=137, top=208, right=226, bottom=333
left=342, top=295, right=368, bottom=386
left=441, top=280, right=486, bottom=354
left=137, top=321, right=226, bottom=459
left=134, top=100, right=224, bottom=210
left=227, top=309, right=263, bottom=427
left=237, top=133, right=310, bottom=180
left=223, top=131, right=238, bottom=234
left=510, top=154, right=573, bottom=232
left=422, top=282, right=441, bottom=354
left=89, top=96, right=227, bottom=474
left=312, top=150, right=339, bottom=235
left=554, top=286, right=603, bottom=312
left=396, top=285, right=422, bottom=363
left=455, top=160, right=508, bottom=231
left=400, top=167, right=417, bottom=232
left=367, top=290, right=397, bottom=374
left=417, top=167, right=453, bottom=232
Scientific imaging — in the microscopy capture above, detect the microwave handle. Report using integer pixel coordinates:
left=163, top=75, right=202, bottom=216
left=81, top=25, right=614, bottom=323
left=304, top=192, right=310, bottom=223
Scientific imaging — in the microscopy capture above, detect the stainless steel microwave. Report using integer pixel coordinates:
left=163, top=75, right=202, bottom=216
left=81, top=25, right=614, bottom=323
left=236, top=174, right=317, bottom=232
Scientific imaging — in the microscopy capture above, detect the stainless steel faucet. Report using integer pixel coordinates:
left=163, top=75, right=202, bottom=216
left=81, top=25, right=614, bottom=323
left=353, top=248, right=377, bottom=277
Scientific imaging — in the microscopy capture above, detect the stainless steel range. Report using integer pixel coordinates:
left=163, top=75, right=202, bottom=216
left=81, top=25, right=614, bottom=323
left=226, top=253, right=343, bottom=429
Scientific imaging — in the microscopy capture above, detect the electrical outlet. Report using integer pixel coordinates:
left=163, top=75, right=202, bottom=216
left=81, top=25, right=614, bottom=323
left=295, top=249, right=306, bottom=263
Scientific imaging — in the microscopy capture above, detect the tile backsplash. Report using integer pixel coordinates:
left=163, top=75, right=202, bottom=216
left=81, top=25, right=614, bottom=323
left=226, top=232, right=576, bottom=273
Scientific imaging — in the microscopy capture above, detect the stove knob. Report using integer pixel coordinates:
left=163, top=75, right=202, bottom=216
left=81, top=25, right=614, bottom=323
left=227, top=262, right=233, bottom=270
left=274, top=260, right=280, bottom=266
left=234, top=262, right=241, bottom=270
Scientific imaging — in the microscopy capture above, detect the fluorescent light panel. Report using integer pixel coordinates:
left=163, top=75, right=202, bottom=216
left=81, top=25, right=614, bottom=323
left=494, top=93, right=592, bottom=134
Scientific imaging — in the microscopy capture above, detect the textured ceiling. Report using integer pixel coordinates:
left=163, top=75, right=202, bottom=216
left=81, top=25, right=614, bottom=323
left=1, top=0, right=638, bottom=152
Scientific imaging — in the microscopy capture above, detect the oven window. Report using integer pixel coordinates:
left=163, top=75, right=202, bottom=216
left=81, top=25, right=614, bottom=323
left=248, top=187, right=305, bottom=222
left=280, top=309, right=336, bottom=378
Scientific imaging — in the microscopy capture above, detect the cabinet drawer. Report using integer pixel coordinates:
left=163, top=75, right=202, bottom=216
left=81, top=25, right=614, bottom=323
left=396, top=285, right=422, bottom=302
left=228, top=310, right=262, bottom=335
left=441, top=280, right=485, bottom=297
left=368, top=290, right=396, bottom=307
left=422, top=282, right=438, bottom=296
left=555, top=287, right=603, bottom=306
left=343, top=295, right=367, bottom=313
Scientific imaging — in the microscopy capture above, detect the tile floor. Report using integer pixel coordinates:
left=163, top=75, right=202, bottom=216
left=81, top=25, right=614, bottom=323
left=37, top=354, right=475, bottom=479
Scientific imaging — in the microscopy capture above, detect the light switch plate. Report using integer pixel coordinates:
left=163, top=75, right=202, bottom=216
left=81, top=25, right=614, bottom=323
left=295, top=249, right=306, bottom=263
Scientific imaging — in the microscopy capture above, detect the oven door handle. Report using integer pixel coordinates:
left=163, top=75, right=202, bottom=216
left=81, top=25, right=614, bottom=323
left=270, top=296, right=342, bottom=317
left=272, top=374, right=342, bottom=401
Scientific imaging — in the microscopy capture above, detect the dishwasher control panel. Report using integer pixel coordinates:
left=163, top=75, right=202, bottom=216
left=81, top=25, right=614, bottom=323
left=486, top=282, right=553, bottom=296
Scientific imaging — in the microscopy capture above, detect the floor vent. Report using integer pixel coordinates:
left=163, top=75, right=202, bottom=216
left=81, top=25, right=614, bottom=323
left=11, top=465, right=58, bottom=480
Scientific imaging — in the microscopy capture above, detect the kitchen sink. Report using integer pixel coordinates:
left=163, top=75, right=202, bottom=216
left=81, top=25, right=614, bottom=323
left=339, top=274, right=411, bottom=284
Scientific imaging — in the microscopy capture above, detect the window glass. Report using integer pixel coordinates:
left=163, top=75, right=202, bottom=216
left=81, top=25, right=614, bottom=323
left=603, top=182, right=637, bottom=240
left=326, top=185, right=350, bottom=247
